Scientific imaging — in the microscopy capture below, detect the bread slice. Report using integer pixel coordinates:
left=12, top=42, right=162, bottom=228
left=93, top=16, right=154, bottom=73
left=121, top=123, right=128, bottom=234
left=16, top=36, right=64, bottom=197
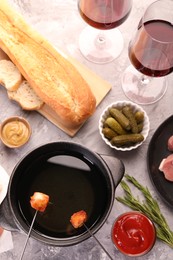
left=8, top=80, right=44, bottom=110
left=0, top=59, right=22, bottom=91
left=0, top=57, right=43, bottom=110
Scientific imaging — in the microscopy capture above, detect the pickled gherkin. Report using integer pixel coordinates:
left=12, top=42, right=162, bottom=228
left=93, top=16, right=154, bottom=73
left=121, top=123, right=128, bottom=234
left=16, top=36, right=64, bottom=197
left=102, top=127, right=117, bottom=140
left=105, top=117, right=127, bottom=135
left=137, top=122, right=144, bottom=133
left=122, top=106, right=138, bottom=134
left=109, top=108, right=131, bottom=130
left=111, top=134, right=144, bottom=147
left=135, top=111, right=144, bottom=123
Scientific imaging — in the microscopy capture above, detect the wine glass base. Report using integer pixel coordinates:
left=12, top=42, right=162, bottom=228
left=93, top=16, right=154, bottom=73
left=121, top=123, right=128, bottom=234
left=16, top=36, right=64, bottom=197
left=121, top=65, right=167, bottom=105
left=79, top=26, right=124, bottom=64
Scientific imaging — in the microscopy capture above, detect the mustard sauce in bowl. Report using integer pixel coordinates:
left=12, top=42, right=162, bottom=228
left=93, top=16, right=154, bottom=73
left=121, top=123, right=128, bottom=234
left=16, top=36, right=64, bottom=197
left=0, top=117, right=31, bottom=148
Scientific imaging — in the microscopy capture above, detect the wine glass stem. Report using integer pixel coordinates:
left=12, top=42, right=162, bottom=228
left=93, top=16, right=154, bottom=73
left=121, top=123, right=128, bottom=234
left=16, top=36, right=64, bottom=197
left=141, top=75, right=150, bottom=85
left=95, top=32, right=106, bottom=49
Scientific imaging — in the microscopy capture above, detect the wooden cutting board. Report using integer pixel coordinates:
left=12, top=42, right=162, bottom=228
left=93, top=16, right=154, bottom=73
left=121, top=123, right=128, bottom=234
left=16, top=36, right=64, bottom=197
left=0, top=49, right=111, bottom=136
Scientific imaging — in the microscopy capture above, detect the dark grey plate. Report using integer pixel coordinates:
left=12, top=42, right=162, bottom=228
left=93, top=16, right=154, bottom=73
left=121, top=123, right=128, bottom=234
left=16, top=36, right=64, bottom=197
left=147, top=115, right=173, bottom=207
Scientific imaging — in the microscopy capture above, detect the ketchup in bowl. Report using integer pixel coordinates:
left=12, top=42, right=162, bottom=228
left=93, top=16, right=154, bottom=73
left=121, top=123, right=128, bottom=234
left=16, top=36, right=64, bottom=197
left=111, top=211, right=156, bottom=256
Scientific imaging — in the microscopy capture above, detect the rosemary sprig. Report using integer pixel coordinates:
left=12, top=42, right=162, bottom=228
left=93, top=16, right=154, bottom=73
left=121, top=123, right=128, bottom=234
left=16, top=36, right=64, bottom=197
left=116, top=174, right=173, bottom=248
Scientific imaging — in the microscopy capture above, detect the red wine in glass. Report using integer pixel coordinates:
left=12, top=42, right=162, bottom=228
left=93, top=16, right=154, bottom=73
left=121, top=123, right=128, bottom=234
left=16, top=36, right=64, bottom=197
left=122, top=0, right=173, bottom=105
left=78, top=0, right=132, bottom=30
left=78, top=0, right=132, bottom=63
left=129, top=20, right=173, bottom=77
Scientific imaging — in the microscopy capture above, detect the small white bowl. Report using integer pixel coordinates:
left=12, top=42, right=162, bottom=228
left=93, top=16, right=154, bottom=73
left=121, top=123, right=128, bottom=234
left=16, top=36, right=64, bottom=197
left=99, top=101, right=150, bottom=151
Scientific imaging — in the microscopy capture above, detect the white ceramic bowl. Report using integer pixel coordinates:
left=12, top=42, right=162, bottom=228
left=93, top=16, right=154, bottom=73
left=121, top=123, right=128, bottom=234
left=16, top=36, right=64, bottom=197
left=99, top=101, right=150, bottom=151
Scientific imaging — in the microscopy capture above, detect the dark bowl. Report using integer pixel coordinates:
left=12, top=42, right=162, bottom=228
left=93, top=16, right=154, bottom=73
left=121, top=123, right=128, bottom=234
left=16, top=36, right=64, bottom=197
left=0, top=142, right=124, bottom=246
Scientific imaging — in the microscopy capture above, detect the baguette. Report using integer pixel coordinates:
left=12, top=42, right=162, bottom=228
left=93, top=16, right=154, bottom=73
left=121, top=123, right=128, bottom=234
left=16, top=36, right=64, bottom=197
left=0, top=0, right=96, bottom=128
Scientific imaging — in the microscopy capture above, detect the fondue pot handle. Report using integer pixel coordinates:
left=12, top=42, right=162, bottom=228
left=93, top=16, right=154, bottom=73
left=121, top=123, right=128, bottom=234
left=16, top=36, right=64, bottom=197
left=0, top=196, right=19, bottom=231
left=98, top=154, right=125, bottom=187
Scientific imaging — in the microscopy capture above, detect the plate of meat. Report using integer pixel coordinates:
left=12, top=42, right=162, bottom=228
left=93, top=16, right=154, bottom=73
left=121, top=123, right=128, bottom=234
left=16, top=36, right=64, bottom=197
left=147, top=115, right=173, bottom=207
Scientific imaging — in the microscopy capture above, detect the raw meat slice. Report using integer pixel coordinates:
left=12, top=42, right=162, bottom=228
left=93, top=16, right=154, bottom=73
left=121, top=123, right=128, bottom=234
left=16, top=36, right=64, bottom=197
left=159, top=154, right=173, bottom=181
left=168, top=135, right=173, bottom=151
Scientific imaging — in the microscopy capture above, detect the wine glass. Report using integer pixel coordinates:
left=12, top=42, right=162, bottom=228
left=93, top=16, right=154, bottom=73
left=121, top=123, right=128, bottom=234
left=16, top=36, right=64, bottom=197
left=121, top=0, right=173, bottom=105
left=78, top=0, right=132, bottom=64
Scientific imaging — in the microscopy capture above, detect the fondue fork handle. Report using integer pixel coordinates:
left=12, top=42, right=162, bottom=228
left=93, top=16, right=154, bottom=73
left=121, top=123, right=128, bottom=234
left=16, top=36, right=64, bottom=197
left=83, top=223, right=114, bottom=260
left=19, top=210, right=38, bottom=260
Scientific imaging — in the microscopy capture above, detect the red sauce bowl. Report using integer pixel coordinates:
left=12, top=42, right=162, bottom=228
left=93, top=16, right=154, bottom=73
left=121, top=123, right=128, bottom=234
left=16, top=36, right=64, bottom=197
left=111, top=211, right=156, bottom=256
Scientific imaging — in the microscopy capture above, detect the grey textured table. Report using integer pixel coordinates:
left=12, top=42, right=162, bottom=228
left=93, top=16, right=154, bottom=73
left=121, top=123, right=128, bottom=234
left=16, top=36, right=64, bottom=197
left=0, top=0, right=173, bottom=259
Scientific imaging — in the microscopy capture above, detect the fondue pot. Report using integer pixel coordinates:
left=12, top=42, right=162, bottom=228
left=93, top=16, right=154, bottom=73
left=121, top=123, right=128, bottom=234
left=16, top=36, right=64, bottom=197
left=0, top=142, right=124, bottom=246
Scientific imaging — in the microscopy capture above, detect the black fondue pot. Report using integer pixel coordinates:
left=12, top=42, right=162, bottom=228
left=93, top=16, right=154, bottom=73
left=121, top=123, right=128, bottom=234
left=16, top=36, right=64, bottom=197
left=0, top=142, right=124, bottom=246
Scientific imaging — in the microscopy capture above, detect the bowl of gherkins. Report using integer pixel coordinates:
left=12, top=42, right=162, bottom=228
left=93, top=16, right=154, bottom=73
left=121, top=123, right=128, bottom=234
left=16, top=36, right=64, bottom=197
left=99, top=101, right=150, bottom=151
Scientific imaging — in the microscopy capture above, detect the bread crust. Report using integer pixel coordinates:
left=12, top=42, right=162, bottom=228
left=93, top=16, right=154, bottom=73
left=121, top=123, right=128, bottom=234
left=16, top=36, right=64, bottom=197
left=0, top=1, right=96, bottom=127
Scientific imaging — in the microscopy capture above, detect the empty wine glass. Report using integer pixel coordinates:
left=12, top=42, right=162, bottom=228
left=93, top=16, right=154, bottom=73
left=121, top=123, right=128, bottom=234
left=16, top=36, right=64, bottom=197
left=122, top=0, right=173, bottom=105
left=78, top=0, right=132, bottom=63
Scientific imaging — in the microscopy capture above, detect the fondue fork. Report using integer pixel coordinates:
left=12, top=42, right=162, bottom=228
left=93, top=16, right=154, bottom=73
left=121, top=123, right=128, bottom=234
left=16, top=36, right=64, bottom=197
left=19, top=210, right=38, bottom=260
left=83, top=223, right=114, bottom=260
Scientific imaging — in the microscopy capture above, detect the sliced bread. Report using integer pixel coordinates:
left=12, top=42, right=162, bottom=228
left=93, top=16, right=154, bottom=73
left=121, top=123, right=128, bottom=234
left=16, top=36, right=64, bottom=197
left=0, top=59, right=22, bottom=91
left=8, top=80, right=44, bottom=110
